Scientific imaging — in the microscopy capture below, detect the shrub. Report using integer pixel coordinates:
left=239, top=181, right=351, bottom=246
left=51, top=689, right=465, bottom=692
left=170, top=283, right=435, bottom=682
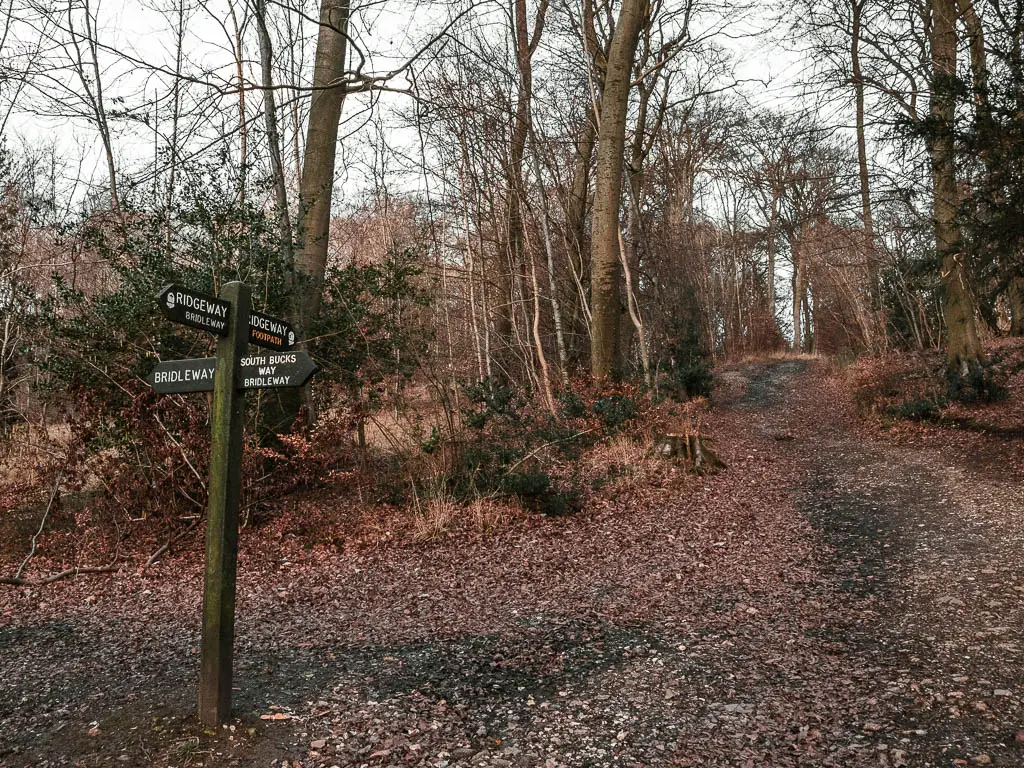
left=849, top=353, right=945, bottom=418
left=591, top=393, right=638, bottom=429
left=658, top=320, right=715, bottom=400
left=851, top=349, right=1011, bottom=426
left=313, top=247, right=431, bottom=399
left=887, top=397, right=944, bottom=422
left=461, top=377, right=521, bottom=429
left=7, top=163, right=431, bottom=567
left=418, top=379, right=647, bottom=516
left=556, top=390, right=588, bottom=420
left=666, top=361, right=715, bottom=400
left=945, top=359, right=1008, bottom=404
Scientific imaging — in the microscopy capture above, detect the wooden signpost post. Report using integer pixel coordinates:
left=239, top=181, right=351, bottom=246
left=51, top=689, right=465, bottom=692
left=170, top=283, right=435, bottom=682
left=200, top=281, right=249, bottom=727
left=149, top=281, right=316, bottom=726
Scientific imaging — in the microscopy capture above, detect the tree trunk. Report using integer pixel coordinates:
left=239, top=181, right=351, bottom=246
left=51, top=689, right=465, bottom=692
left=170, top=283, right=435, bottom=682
left=255, top=0, right=294, bottom=275
left=956, top=0, right=1016, bottom=336
left=590, top=0, right=647, bottom=380
left=70, top=0, right=119, bottom=211
left=930, top=0, right=982, bottom=369
left=457, top=153, right=487, bottom=380
left=766, top=191, right=779, bottom=324
left=561, top=115, right=597, bottom=348
left=529, top=127, right=569, bottom=382
left=495, top=0, right=548, bottom=383
left=619, top=220, right=650, bottom=383
left=527, top=245, right=557, bottom=414
left=1009, top=276, right=1024, bottom=336
left=565, top=117, right=596, bottom=281
left=803, top=291, right=814, bottom=354
left=792, top=236, right=808, bottom=352
left=253, top=0, right=303, bottom=438
left=617, top=74, right=664, bottom=376
left=228, top=2, right=247, bottom=202
left=958, top=0, right=990, bottom=132
left=851, top=0, right=878, bottom=305
left=165, top=0, right=185, bottom=211
left=294, top=0, right=351, bottom=336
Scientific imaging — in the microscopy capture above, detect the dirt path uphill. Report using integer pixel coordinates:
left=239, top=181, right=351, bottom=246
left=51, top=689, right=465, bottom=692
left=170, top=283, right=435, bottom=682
left=724, top=360, right=1024, bottom=767
left=2, top=361, right=1023, bottom=767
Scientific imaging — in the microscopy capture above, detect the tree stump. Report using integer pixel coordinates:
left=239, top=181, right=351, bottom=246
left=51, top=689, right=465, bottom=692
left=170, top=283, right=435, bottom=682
left=654, top=432, right=726, bottom=474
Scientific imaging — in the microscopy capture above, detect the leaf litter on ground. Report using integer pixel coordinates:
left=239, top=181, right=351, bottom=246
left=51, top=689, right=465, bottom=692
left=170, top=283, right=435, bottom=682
left=2, top=359, right=1023, bottom=767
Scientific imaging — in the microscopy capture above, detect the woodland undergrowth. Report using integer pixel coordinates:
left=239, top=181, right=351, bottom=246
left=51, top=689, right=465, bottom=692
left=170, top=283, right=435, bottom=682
left=840, top=336, right=1024, bottom=477
left=0, top=376, right=712, bottom=585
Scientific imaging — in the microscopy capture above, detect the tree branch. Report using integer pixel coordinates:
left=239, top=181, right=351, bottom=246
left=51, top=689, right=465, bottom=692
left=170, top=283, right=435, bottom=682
left=12, top=470, right=63, bottom=583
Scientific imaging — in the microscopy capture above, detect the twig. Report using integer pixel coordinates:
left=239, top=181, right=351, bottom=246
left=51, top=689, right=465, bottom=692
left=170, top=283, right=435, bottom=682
left=154, top=413, right=206, bottom=488
left=1, top=562, right=120, bottom=587
left=13, top=470, right=63, bottom=582
left=94, top=474, right=135, bottom=522
left=144, top=518, right=201, bottom=569
left=81, top=358, right=134, bottom=397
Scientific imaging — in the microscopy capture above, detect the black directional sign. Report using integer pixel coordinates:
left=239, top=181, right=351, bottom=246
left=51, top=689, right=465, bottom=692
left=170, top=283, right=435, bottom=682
left=148, top=352, right=317, bottom=394
left=157, top=284, right=231, bottom=336
left=238, top=351, right=317, bottom=389
left=248, top=310, right=296, bottom=351
left=148, top=358, right=217, bottom=394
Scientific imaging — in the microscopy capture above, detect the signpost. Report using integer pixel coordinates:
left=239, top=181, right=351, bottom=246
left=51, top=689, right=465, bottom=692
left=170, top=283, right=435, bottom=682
left=199, top=281, right=249, bottom=727
left=147, top=358, right=217, bottom=394
left=238, top=351, right=317, bottom=389
left=157, top=284, right=231, bottom=336
left=248, top=310, right=296, bottom=351
left=148, top=282, right=316, bottom=726
left=148, top=352, right=317, bottom=394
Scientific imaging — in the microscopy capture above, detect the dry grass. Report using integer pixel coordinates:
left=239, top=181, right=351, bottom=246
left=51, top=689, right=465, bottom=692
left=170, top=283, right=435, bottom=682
left=408, top=496, right=520, bottom=541
left=733, top=350, right=821, bottom=364
left=467, top=498, right=517, bottom=533
left=410, top=497, right=460, bottom=541
left=846, top=351, right=943, bottom=417
left=580, top=433, right=660, bottom=492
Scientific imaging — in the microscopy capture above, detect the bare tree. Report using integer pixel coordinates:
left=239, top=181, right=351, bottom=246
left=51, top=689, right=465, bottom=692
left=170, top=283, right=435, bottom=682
left=66, top=0, right=120, bottom=210
left=929, top=0, right=981, bottom=368
left=589, top=0, right=648, bottom=379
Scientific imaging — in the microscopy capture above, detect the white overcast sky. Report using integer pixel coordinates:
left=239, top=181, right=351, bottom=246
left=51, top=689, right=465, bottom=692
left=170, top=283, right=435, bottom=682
left=2, top=0, right=815, bottom=211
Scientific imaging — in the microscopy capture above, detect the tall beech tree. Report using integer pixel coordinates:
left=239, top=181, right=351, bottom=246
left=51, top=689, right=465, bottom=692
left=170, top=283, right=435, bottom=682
left=293, top=0, right=351, bottom=339
left=590, top=0, right=649, bottom=380
left=929, top=0, right=982, bottom=369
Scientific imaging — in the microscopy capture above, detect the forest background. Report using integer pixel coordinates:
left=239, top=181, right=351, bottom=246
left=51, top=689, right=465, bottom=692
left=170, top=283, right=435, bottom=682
left=1, top=0, right=1023, bottom=583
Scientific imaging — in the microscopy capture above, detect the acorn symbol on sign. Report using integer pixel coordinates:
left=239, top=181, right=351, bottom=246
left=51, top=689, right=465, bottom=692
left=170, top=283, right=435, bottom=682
left=167, top=292, right=176, bottom=309
left=288, top=331, right=295, bottom=347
